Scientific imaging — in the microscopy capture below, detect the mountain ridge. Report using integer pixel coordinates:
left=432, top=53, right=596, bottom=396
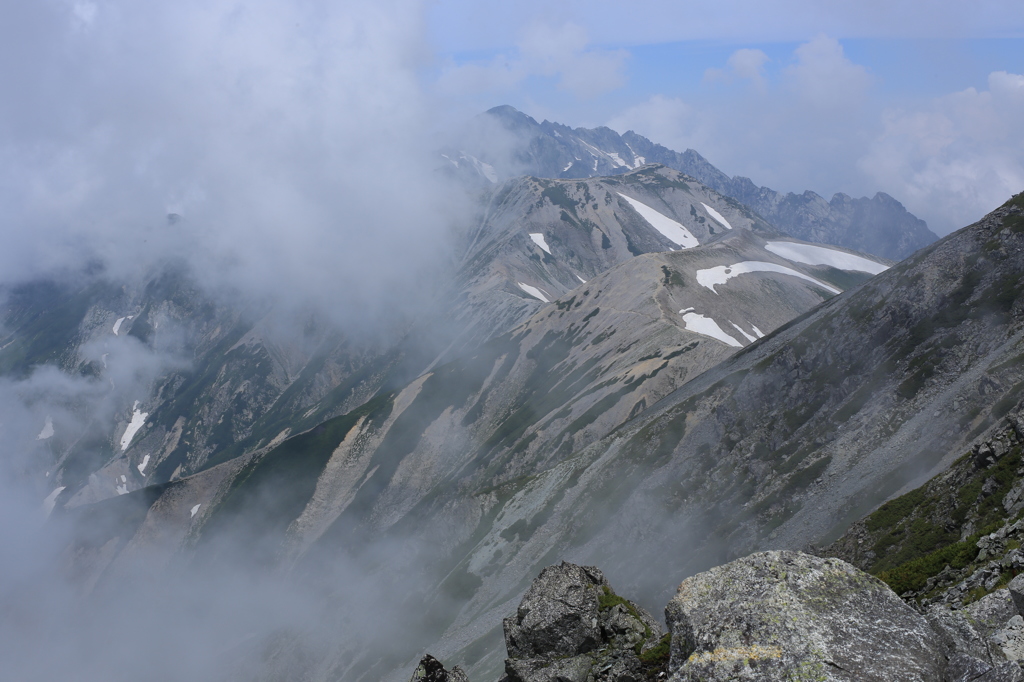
left=442, top=105, right=937, bottom=261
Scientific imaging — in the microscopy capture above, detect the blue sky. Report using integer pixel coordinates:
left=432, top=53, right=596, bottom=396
left=426, top=1, right=1024, bottom=234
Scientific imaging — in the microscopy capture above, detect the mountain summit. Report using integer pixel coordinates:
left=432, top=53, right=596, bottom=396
left=441, top=105, right=937, bottom=261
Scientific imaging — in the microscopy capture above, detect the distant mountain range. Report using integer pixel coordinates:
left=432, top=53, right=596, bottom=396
left=441, top=105, right=938, bottom=261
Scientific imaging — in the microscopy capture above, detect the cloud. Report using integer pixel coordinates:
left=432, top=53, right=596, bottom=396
left=606, top=95, right=710, bottom=154
left=0, top=0, right=466, bottom=329
left=858, top=71, right=1024, bottom=232
left=429, top=0, right=1023, bottom=53
left=705, top=48, right=769, bottom=91
left=612, top=36, right=1020, bottom=236
left=607, top=36, right=876, bottom=196
left=437, top=22, right=628, bottom=99
left=784, top=34, right=871, bottom=109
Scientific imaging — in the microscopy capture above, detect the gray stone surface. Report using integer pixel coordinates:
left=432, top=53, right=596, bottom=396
left=966, top=590, right=1018, bottom=640
left=1009, top=574, right=1024, bottom=615
left=501, top=561, right=664, bottom=682
left=503, top=562, right=608, bottom=659
left=665, top=550, right=946, bottom=681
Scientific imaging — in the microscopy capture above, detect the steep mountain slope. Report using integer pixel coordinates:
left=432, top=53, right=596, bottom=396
left=187, top=192, right=1014, bottom=678
left=15, top=166, right=788, bottom=512
left=443, top=165, right=779, bottom=355
left=56, top=224, right=893, bottom=676
left=449, top=105, right=937, bottom=260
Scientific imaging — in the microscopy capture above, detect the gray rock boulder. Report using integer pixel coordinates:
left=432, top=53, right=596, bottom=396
left=966, top=590, right=1019, bottom=640
left=503, top=562, right=609, bottom=659
left=500, top=561, right=665, bottom=682
left=665, top=550, right=946, bottom=681
left=1009, top=574, right=1024, bottom=615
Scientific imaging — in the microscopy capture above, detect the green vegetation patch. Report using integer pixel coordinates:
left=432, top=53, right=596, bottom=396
left=835, top=431, right=1024, bottom=598
left=542, top=184, right=579, bottom=219
left=660, top=265, right=685, bottom=288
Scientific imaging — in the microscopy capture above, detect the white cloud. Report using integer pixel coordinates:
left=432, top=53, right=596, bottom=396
left=612, top=40, right=1022, bottom=238
left=71, top=1, right=98, bottom=29
left=608, top=36, right=875, bottom=195
left=0, top=0, right=464, bottom=328
left=784, top=34, right=871, bottom=109
left=436, top=22, right=628, bottom=99
left=705, top=48, right=769, bottom=90
left=606, top=95, right=710, bottom=154
left=859, top=71, right=1024, bottom=233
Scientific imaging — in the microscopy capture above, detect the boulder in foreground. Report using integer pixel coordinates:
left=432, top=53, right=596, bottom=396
left=665, top=550, right=945, bottom=681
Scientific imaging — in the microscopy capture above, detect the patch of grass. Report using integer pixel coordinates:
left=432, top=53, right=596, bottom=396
left=878, top=535, right=982, bottom=595
left=639, top=633, right=671, bottom=668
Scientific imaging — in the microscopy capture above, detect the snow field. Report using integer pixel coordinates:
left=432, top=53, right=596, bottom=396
left=120, top=401, right=149, bottom=451
left=730, top=323, right=758, bottom=343
left=43, top=487, right=66, bottom=516
left=701, top=203, right=733, bottom=230
left=765, top=241, right=888, bottom=275
left=696, top=261, right=840, bottom=295
left=37, top=416, right=54, bottom=440
left=517, top=282, right=550, bottom=303
left=529, top=233, right=552, bottom=254
left=617, top=194, right=699, bottom=249
left=679, top=309, right=742, bottom=347
left=607, top=152, right=628, bottom=168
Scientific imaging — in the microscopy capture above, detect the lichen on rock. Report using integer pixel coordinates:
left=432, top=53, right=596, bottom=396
left=665, top=550, right=946, bottom=681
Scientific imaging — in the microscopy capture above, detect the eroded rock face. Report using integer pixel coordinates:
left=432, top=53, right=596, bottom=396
left=501, top=561, right=665, bottom=682
left=665, top=551, right=946, bottom=681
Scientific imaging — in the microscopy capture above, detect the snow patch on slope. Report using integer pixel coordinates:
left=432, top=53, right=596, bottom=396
left=617, top=193, right=699, bottom=249
left=137, top=454, right=150, bottom=475
left=120, top=401, right=148, bottom=451
left=696, top=262, right=840, bottom=295
left=679, top=309, right=742, bottom=347
left=529, top=233, right=552, bottom=254
left=517, top=283, right=550, bottom=303
left=730, top=322, right=758, bottom=343
left=765, top=241, right=888, bottom=275
left=36, top=416, right=54, bottom=440
left=701, top=203, right=733, bottom=230
left=112, top=317, right=126, bottom=335
left=43, top=487, right=65, bottom=516
left=190, top=504, right=202, bottom=518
